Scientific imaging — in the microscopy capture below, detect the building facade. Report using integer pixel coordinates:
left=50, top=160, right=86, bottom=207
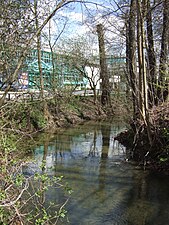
left=24, top=50, right=88, bottom=91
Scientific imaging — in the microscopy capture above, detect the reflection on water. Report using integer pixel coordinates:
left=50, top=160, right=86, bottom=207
left=26, top=120, right=169, bottom=225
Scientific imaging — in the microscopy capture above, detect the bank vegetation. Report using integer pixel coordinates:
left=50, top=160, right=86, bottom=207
left=0, top=0, right=169, bottom=224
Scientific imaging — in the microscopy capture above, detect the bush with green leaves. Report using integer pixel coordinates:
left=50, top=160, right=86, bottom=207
left=0, top=134, right=72, bottom=224
left=0, top=101, right=47, bottom=132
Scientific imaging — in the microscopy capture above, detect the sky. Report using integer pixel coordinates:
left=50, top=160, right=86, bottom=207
left=41, top=0, right=125, bottom=55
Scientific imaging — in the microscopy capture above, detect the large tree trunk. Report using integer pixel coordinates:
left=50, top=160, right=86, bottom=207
left=137, top=0, right=144, bottom=117
left=137, top=0, right=148, bottom=119
left=96, top=24, right=110, bottom=106
left=157, top=0, right=169, bottom=103
left=137, top=0, right=152, bottom=145
left=146, top=0, right=157, bottom=106
left=128, top=0, right=137, bottom=118
left=125, top=17, right=132, bottom=106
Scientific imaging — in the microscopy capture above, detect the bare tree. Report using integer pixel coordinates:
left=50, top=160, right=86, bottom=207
left=0, top=0, right=35, bottom=104
left=0, top=0, right=81, bottom=107
left=56, top=36, right=101, bottom=102
left=97, top=23, right=111, bottom=106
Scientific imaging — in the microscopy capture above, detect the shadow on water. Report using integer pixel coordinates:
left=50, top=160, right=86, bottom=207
left=25, top=120, right=169, bottom=225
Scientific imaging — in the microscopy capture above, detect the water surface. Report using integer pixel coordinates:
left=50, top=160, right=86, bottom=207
left=26, top=120, right=169, bottom=225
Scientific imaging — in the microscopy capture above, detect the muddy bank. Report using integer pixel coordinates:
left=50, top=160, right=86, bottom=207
left=47, top=98, right=108, bottom=129
left=115, top=102, right=169, bottom=173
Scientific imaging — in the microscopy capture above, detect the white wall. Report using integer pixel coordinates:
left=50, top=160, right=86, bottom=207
left=85, top=66, right=100, bottom=90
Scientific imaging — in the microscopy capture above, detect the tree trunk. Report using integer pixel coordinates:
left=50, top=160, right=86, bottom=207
left=157, top=0, right=169, bottom=103
left=128, top=0, right=137, bottom=118
left=96, top=24, right=110, bottom=106
left=136, top=0, right=152, bottom=145
left=146, top=0, right=157, bottom=106
left=125, top=18, right=132, bottom=106
left=34, top=0, right=44, bottom=99
left=137, top=0, right=148, bottom=119
left=137, top=0, right=144, bottom=117
left=34, top=0, right=49, bottom=119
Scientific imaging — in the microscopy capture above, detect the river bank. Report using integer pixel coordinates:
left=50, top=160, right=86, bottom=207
left=0, top=96, right=128, bottom=134
left=2, top=119, right=169, bottom=225
left=0, top=97, right=128, bottom=224
left=1, top=95, right=169, bottom=174
left=1, top=97, right=169, bottom=224
left=115, top=102, right=169, bottom=173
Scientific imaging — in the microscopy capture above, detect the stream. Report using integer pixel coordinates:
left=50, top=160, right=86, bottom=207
left=24, top=120, right=169, bottom=225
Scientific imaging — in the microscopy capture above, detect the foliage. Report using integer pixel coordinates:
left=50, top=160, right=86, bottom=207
left=157, top=128, right=169, bottom=164
left=0, top=101, right=47, bottom=131
left=162, top=128, right=169, bottom=139
left=30, top=103, right=47, bottom=129
left=0, top=134, right=72, bottom=224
